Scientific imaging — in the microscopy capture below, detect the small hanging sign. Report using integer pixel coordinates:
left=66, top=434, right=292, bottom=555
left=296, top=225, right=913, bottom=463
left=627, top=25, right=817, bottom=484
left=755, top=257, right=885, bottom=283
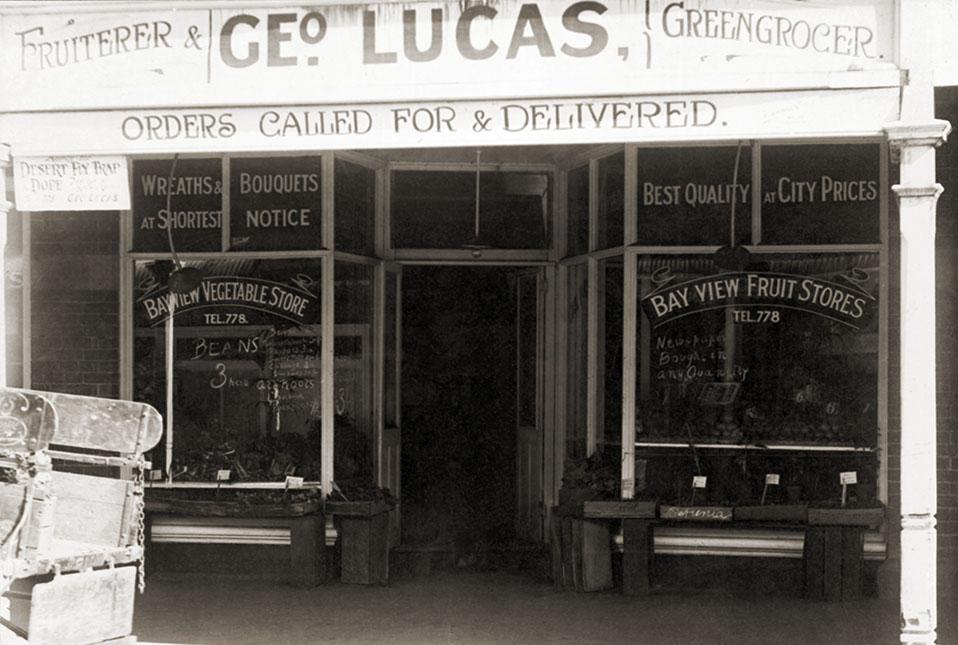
left=761, top=473, right=780, bottom=505
left=14, top=155, right=130, bottom=211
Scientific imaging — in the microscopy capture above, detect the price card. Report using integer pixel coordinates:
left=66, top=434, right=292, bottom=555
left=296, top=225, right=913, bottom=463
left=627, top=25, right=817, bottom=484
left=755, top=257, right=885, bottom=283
left=840, top=471, right=858, bottom=485
left=765, top=474, right=780, bottom=485
left=285, top=476, right=305, bottom=489
left=692, top=475, right=708, bottom=489
left=149, top=469, right=163, bottom=481
left=216, top=469, right=231, bottom=482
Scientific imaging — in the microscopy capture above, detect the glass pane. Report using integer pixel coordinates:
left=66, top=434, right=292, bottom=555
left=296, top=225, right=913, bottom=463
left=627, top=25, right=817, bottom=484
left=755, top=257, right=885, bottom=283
left=335, top=261, right=375, bottom=485
left=634, top=252, right=880, bottom=505
left=133, top=258, right=322, bottom=481
left=132, top=158, right=223, bottom=252
left=566, top=263, right=588, bottom=460
left=517, top=273, right=538, bottom=427
left=599, top=257, right=623, bottom=449
left=229, top=156, right=322, bottom=251
left=598, top=153, right=625, bottom=249
left=336, top=158, right=376, bottom=256
left=636, top=147, right=750, bottom=246
left=566, top=165, right=589, bottom=256
left=391, top=170, right=550, bottom=249
left=384, top=271, right=399, bottom=428
left=761, top=144, right=880, bottom=244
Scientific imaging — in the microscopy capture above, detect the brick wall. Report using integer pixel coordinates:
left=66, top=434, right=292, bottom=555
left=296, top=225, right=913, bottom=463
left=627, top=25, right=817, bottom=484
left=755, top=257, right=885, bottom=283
left=29, top=211, right=120, bottom=398
left=935, top=87, right=958, bottom=598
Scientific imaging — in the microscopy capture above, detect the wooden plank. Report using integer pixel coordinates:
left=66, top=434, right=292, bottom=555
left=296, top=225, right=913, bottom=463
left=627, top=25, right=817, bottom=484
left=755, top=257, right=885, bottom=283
left=841, top=527, right=864, bottom=600
left=570, top=516, right=584, bottom=591
left=823, top=527, right=844, bottom=601
left=807, top=507, right=884, bottom=528
left=289, top=514, right=325, bottom=587
left=579, top=519, right=612, bottom=592
left=622, top=518, right=653, bottom=596
left=368, top=511, right=390, bottom=585
left=549, top=511, right=563, bottom=590
left=582, top=500, right=657, bottom=519
left=15, top=567, right=136, bottom=645
left=51, top=470, right=130, bottom=548
left=803, top=527, right=825, bottom=599
left=560, top=516, right=574, bottom=590
left=339, top=513, right=389, bottom=585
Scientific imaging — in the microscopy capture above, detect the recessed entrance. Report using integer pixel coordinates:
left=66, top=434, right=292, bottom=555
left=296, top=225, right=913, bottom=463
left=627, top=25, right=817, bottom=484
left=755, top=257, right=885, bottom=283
left=399, top=265, right=540, bottom=569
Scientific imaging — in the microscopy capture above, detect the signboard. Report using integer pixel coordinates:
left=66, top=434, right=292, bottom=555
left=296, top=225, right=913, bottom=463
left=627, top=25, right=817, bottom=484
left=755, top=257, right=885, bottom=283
left=641, top=270, right=876, bottom=328
left=761, top=144, right=880, bottom=244
left=137, top=276, right=320, bottom=327
left=0, top=1, right=896, bottom=112
left=131, top=158, right=222, bottom=252
left=229, top=156, right=323, bottom=251
left=637, top=146, right=750, bottom=245
left=13, top=155, right=129, bottom=211
left=0, top=87, right=900, bottom=156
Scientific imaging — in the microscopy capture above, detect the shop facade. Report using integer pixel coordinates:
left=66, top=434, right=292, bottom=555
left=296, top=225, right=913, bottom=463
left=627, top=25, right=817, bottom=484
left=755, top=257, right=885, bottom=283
left=0, top=1, right=950, bottom=643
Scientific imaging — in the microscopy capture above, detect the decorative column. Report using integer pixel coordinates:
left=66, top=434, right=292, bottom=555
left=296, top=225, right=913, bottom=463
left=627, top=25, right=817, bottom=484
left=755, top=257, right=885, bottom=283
left=0, top=144, right=10, bottom=388
left=885, top=120, right=951, bottom=645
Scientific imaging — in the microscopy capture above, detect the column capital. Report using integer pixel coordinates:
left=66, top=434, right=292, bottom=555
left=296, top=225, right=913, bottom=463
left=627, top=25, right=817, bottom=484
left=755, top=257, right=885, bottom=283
left=892, top=183, right=944, bottom=200
left=884, top=119, right=952, bottom=149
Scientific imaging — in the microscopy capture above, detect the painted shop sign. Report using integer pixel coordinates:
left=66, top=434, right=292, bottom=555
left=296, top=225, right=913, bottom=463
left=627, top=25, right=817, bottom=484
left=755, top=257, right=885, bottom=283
left=640, top=270, right=876, bottom=328
left=1, top=87, right=899, bottom=156
left=229, top=156, right=323, bottom=251
left=0, top=1, right=896, bottom=111
left=137, top=276, right=320, bottom=327
left=12, top=155, right=129, bottom=211
left=131, top=158, right=222, bottom=252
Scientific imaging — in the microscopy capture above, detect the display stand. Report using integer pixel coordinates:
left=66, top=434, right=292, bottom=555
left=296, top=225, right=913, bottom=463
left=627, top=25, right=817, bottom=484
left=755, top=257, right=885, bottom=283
left=803, top=507, right=884, bottom=600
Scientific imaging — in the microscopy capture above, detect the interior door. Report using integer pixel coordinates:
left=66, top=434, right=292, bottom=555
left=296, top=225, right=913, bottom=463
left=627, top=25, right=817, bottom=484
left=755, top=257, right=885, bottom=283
left=379, top=263, right=402, bottom=546
left=516, top=268, right=544, bottom=542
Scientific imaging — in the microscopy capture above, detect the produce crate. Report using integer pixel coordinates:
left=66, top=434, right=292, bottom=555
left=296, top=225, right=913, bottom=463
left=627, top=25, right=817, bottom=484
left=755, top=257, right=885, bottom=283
left=549, top=507, right=613, bottom=592
left=326, top=500, right=393, bottom=585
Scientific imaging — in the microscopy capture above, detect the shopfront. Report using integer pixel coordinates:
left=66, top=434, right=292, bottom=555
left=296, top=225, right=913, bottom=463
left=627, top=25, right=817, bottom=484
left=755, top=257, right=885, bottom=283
left=0, top=1, right=949, bottom=641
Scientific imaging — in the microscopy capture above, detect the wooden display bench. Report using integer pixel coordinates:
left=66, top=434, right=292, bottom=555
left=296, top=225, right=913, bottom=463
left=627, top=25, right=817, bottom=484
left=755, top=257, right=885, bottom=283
left=144, top=497, right=327, bottom=587
left=325, top=500, right=392, bottom=585
left=583, top=501, right=658, bottom=595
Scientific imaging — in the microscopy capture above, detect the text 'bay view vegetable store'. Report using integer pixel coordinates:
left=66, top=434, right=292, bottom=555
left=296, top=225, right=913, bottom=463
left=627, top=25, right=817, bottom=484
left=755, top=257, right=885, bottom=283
left=0, top=1, right=953, bottom=642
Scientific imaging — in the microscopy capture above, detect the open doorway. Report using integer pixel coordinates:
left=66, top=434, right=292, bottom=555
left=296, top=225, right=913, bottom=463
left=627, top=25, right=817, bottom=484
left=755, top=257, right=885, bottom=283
left=400, top=266, right=523, bottom=564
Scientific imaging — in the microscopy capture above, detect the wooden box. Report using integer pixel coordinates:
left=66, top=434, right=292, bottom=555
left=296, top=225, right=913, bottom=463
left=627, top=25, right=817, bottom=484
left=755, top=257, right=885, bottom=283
left=326, top=500, right=392, bottom=585
left=549, top=510, right=613, bottom=592
left=4, top=567, right=136, bottom=645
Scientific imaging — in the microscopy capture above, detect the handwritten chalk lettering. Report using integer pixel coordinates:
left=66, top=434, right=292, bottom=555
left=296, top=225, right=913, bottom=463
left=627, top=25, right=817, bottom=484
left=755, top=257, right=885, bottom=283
left=655, top=333, right=723, bottom=350
left=17, top=21, right=173, bottom=72
left=660, top=4, right=876, bottom=58
left=657, top=349, right=727, bottom=367
left=661, top=505, right=733, bottom=521
left=500, top=99, right=716, bottom=132
left=259, top=110, right=372, bottom=137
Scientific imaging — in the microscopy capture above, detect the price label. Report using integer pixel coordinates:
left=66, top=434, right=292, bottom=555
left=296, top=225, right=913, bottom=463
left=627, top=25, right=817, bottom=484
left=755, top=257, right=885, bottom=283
left=765, top=474, right=780, bottom=485
left=149, top=469, right=163, bottom=481
left=216, top=469, right=231, bottom=482
left=840, top=471, right=858, bottom=485
left=692, top=475, right=707, bottom=489
left=285, top=476, right=305, bottom=489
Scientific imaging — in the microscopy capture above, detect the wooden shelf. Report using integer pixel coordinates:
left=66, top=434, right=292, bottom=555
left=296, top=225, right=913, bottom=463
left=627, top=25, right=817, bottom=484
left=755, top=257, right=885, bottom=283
left=635, top=441, right=873, bottom=452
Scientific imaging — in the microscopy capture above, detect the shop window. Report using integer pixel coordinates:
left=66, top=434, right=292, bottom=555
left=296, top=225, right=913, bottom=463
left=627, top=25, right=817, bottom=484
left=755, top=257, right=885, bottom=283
left=597, top=152, right=625, bottom=249
left=133, top=258, right=322, bottom=481
left=599, top=257, right=623, bottom=449
left=760, top=144, right=880, bottom=244
left=335, top=159, right=376, bottom=256
left=334, top=261, right=375, bottom=485
left=391, top=170, right=551, bottom=249
left=132, top=158, right=223, bottom=253
left=384, top=271, right=399, bottom=428
left=566, top=262, right=588, bottom=460
left=636, top=147, right=750, bottom=247
left=566, top=165, right=589, bottom=256
left=633, top=252, right=880, bottom=504
left=229, top=156, right=322, bottom=251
